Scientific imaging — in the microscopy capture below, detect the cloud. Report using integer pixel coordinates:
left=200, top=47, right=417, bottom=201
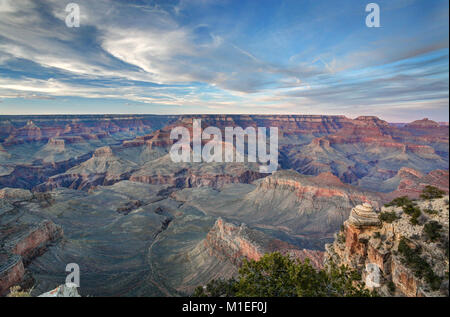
left=0, top=0, right=448, bottom=121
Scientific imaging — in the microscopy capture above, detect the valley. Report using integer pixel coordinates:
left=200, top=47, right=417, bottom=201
left=0, top=114, right=448, bottom=296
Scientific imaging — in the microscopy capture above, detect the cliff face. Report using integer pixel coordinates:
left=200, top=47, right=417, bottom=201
left=8, top=220, right=63, bottom=264
left=0, top=254, right=25, bottom=296
left=204, top=218, right=324, bottom=269
left=386, top=168, right=449, bottom=200
left=325, top=197, right=449, bottom=297
left=0, top=115, right=175, bottom=145
left=0, top=189, right=63, bottom=296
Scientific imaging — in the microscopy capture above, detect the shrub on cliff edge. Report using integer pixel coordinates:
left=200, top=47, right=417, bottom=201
left=420, top=186, right=446, bottom=200
left=193, top=252, right=375, bottom=297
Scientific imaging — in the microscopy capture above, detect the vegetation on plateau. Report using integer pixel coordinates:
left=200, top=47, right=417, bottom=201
left=397, top=238, right=442, bottom=290
left=193, top=252, right=376, bottom=297
left=420, top=186, right=446, bottom=200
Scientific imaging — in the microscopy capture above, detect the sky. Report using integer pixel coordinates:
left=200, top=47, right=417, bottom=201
left=0, top=0, right=448, bottom=122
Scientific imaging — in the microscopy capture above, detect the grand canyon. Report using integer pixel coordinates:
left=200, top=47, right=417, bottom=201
left=0, top=114, right=448, bottom=297
left=0, top=0, right=449, bottom=301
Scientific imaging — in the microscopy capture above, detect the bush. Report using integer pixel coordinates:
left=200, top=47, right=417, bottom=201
left=402, top=203, right=421, bottom=225
left=379, top=211, right=399, bottom=223
left=423, top=221, right=443, bottom=242
left=193, top=252, right=375, bottom=297
left=388, top=281, right=396, bottom=293
left=7, top=286, right=31, bottom=297
left=385, top=196, right=412, bottom=207
left=397, top=238, right=442, bottom=290
left=193, top=279, right=237, bottom=297
left=423, top=209, right=438, bottom=215
left=420, top=186, right=446, bottom=200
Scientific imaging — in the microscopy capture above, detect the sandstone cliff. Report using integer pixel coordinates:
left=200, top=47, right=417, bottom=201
left=204, top=218, right=324, bottom=269
left=0, top=189, right=63, bottom=296
left=325, top=196, right=449, bottom=297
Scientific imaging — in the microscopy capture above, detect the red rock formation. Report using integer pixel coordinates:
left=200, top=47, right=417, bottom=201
left=0, top=254, right=25, bottom=296
left=386, top=168, right=449, bottom=200
left=325, top=198, right=449, bottom=297
left=204, top=218, right=324, bottom=269
left=259, top=171, right=380, bottom=204
left=8, top=220, right=63, bottom=263
left=405, top=118, right=440, bottom=128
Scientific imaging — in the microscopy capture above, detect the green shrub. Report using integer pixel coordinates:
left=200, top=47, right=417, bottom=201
left=402, top=203, right=421, bottom=225
left=423, top=221, right=443, bottom=242
left=385, top=196, right=412, bottom=207
left=379, top=211, right=399, bottom=223
left=420, top=186, right=446, bottom=200
left=423, top=209, right=438, bottom=215
left=388, top=281, right=396, bottom=293
left=337, top=233, right=346, bottom=244
left=193, top=252, right=375, bottom=297
left=397, top=238, right=442, bottom=290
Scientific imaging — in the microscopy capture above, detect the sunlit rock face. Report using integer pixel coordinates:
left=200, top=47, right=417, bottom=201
left=325, top=196, right=449, bottom=297
left=348, top=203, right=381, bottom=228
left=204, top=218, right=324, bottom=269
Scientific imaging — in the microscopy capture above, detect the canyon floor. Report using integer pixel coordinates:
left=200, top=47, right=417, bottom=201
left=0, top=115, right=448, bottom=296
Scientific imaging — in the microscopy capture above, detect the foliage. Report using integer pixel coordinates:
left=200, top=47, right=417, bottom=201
left=423, top=208, right=438, bottom=215
left=193, top=253, right=376, bottom=297
left=397, top=238, right=442, bottom=290
left=402, top=203, right=421, bottom=225
left=7, top=286, right=31, bottom=297
left=384, top=196, right=413, bottom=208
left=387, top=281, right=396, bottom=293
left=423, top=221, right=443, bottom=242
left=337, top=232, right=346, bottom=244
left=420, top=186, right=446, bottom=200
left=193, top=279, right=237, bottom=297
left=378, top=211, right=399, bottom=223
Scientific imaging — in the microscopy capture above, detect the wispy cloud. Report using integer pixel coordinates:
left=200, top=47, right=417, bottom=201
left=0, top=0, right=448, bottom=121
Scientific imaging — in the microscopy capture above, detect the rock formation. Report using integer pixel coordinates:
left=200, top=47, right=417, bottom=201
left=325, top=196, right=449, bottom=297
left=38, top=284, right=80, bottom=297
left=0, top=190, right=63, bottom=296
left=204, top=218, right=324, bottom=269
left=0, top=254, right=25, bottom=296
left=347, top=203, right=381, bottom=228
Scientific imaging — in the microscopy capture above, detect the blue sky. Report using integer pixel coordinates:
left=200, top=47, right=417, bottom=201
left=0, top=0, right=448, bottom=122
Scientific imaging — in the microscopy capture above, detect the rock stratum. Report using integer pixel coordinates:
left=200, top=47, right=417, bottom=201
left=0, top=114, right=448, bottom=296
left=325, top=197, right=449, bottom=297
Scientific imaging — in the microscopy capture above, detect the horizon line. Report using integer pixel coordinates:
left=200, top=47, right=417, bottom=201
left=0, top=113, right=448, bottom=124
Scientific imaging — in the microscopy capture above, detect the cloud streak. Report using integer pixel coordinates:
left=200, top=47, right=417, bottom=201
left=0, top=0, right=448, bottom=121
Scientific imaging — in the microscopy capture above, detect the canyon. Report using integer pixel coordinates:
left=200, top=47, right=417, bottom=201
left=0, top=114, right=448, bottom=296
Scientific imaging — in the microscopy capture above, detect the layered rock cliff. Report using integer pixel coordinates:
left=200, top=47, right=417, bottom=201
left=325, top=197, right=449, bottom=297
left=0, top=188, right=63, bottom=296
left=204, top=218, right=324, bottom=269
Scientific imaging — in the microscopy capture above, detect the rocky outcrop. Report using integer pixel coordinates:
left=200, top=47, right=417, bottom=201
left=0, top=254, right=25, bottom=296
left=38, top=284, right=80, bottom=297
left=259, top=170, right=382, bottom=205
left=7, top=220, right=63, bottom=264
left=0, top=153, right=93, bottom=190
left=204, top=218, right=324, bottom=269
left=347, top=203, right=381, bottom=228
left=325, top=197, right=449, bottom=297
left=405, top=118, right=440, bottom=129
left=386, top=168, right=449, bottom=200
left=0, top=188, right=33, bottom=202
left=36, top=146, right=137, bottom=191
left=0, top=192, right=63, bottom=296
